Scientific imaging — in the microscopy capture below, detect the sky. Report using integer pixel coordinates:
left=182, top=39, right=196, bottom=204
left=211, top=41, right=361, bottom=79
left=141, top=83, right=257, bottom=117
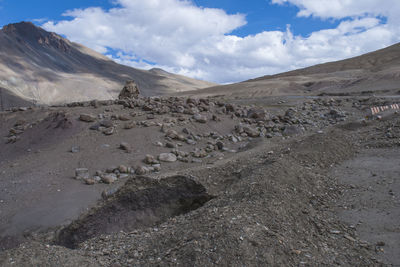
left=1, top=0, right=399, bottom=84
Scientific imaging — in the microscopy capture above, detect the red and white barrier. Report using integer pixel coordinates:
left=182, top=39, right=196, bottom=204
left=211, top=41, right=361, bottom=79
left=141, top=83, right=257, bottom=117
left=371, top=103, right=399, bottom=115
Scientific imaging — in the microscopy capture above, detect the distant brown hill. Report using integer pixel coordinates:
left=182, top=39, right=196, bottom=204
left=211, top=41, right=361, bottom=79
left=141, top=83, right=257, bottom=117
left=184, top=42, right=400, bottom=99
left=0, top=22, right=215, bottom=105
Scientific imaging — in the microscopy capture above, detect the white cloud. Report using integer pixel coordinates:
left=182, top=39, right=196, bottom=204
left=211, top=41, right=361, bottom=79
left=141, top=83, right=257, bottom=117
left=43, top=0, right=400, bottom=84
left=272, top=0, right=400, bottom=23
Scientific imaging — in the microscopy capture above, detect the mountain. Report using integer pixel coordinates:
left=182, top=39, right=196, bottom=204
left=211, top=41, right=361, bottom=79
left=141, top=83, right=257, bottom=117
left=184, top=42, right=400, bottom=99
left=0, top=22, right=215, bottom=105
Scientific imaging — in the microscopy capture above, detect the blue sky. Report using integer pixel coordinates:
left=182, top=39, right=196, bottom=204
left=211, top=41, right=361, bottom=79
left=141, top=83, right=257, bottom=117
left=0, top=0, right=114, bottom=25
left=0, top=0, right=339, bottom=37
left=1, top=0, right=399, bottom=83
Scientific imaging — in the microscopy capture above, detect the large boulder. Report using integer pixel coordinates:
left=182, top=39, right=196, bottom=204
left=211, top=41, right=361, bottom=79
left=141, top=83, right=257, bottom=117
left=118, top=80, right=140, bottom=99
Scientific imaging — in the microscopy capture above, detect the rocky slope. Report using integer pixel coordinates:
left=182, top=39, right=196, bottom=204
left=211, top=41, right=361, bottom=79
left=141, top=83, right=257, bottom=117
left=0, top=88, right=399, bottom=265
left=0, top=22, right=215, bottom=106
left=183, top=42, right=400, bottom=99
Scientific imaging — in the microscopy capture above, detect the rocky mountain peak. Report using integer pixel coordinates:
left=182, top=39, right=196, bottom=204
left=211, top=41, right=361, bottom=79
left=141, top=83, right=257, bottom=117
left=1, top=21, right=71, bottom=52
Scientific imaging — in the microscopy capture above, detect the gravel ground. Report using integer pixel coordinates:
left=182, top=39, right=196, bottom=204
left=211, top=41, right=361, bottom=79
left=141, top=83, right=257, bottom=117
left=0, top=95, right=399, bottom=266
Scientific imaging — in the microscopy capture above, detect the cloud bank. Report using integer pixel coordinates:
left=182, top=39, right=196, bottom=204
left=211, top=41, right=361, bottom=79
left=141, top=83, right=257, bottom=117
left=43, top=0, right=400, bottom=83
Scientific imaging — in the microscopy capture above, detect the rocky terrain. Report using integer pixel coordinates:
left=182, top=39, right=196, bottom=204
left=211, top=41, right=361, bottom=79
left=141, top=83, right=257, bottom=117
left=0, top=78, right=399, bottom=265
left=0, top=25, right=399, bottom=265
left=0, top=22, right=215, bottom=106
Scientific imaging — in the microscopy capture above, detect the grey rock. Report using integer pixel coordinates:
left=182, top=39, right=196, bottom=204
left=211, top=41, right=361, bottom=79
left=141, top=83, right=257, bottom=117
left=124, top=121, right=136, bottom=129
left=165, top=129, right=179, bottom=139
left=70, top=146, right=80, bottom=153
left=75, top=168, right=89, bottom=180
left=89, top=123, right=101, bottom=130
left=102, top=186, right=119, bottom=199
left=243, top=126, right=260, bottom=137
left=216, top=141, right=224, bottom=150
left=191, top=158, right=203, bottom=163
left=120, top=142, right=131, bottom=152
left=192, top=149, right=208, bottom=158
left=159, top=153, right=177, bottom=162
left=79, top=114, right=97, bottom=122
left=103, top=127, right=115, bottom=135
left=100, top=120, right=114, bottom=128
left=193, top=113, right=207, bottom=123
left=186, top=139, right=197, bottom=145
left=118, top=174, right=130, bottom=179
left=247, top=108, right=266, bottom=119
left=118, top=165, right=129, bottom=173
left=118, top=114, right=131, bottom=121
left=154, top=141, right=163, bottom=147
left=166, top=142, right=176, bottom=148
left=282, top=125, right=303, bottom=136
left=101, top=174, right=117, bottom=184
left=84, top=177, right=96, bottom=185
left=144, top=154, right=156, bottom=164
left=135, top=165, right=149, bottom=175
left=153, top=164, right=161, bottom=172
left=93, top=176, right=102, bottom=183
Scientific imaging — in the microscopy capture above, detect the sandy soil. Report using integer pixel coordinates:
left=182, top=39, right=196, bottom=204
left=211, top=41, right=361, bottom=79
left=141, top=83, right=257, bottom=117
left=332, top=148, right=400, bottom=265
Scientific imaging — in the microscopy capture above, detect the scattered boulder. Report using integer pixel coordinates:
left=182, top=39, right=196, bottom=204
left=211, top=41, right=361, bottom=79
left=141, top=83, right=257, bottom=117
left=135, top=165, right=149, bottom=175
left=153, top=164, right=161, bottom=172
left=193, top=113, right=207, bottom=123
left=70, top=146, right=80, bottom=153
left=166, top=142, right=176, bottom=148
left=84, top=177, right=96, bottom=185
left=247, top=108, right=266, bottom=120
left=103, top=127, right=115, bottom=135
left=100, top=120, right=114, bottom=128
left=192, top=149, right=208, bottom=158
left=124, top=121, right=136, bottom=129
left=101, top=186, right=119, bottom=199
left=89, top=123, right=101, bottom=131
left=165, top=129, right=179, bottom=139
left=118, top=165, right=129, bottom=173
left=119, top=142, right=131, bottom=152
left=144, top=154, right=156, bottom=164
left=282, top=125, right=303, bottom=136
left=328, top=109, right=346, bottom=119
left=243, top=126, right=260, bottom=137
left=79, top=114, right=96, bottom=122
left=284, top=108, right=296, bottom=119
left=216, top=141, right=224, bottom=150
left=6, top=136, right=19, bottom=144
left=75, top=168, right=89, bottom=180
left=159, top=153, right=177, bottom=162
left=101, top=174, right=117, bottom=184
left=118, top=114, right=131, bottom=121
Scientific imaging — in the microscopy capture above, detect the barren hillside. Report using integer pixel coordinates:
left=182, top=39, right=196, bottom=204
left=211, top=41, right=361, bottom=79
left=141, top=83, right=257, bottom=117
left=184, top=43, right=400, bottom=99
left=0, top=22, right=215, bottom=106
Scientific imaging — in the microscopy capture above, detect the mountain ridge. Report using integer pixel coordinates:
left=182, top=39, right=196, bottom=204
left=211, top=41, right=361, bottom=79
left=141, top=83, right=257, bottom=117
left=182, top=42, right=400, bottom=99
left=0, top=22, right=215, bottom=105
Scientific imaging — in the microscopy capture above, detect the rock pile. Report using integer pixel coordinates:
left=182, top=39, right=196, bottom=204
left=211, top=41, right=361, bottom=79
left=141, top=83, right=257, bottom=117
left=119, top=80, right=140, bottom=100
